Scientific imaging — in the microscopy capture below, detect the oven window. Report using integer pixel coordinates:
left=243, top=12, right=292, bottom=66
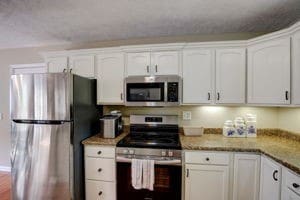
left=126, top=83, right=164, bottom=102
left=117, top=162, right=182, bottom=200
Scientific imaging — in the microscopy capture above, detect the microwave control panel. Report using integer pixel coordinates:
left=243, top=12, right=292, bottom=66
left=167, top=82, right=179, bottom=102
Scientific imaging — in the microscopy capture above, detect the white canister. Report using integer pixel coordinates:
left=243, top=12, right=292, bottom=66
left=223, top=120, right=236, bottom=137
left=245, top=114, right=257, bottom=137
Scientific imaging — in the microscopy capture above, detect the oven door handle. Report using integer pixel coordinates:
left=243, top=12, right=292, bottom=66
left=116, top=156, right=182, bottom=165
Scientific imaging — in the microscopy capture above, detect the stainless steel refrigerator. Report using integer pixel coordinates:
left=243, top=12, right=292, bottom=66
left=10, top=73, right=101, bottom=200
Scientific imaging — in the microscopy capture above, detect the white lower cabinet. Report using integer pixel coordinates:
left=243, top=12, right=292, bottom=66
left=233, top=153, right=260, bottom=200
left=184, top=151, right=230, bottom=200
left=281, top=167, right=300, bottom=200
left=84, top=145, right=116, bottom=200
left=259, top=156, right=281, bottom=200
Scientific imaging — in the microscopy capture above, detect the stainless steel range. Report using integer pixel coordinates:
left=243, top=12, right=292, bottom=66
left=116, top=115, right=182, bottom=200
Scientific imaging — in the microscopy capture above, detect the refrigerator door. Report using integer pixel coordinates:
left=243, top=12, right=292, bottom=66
left=11, top=122, right=73, bottom=200
left=10, top=73, right=71, bottom=121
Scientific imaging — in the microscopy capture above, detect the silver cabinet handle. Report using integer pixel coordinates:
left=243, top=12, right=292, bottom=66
left=285, top=91, right=289, bottom=101
left=208, top=93, right=211, bottom=101
left=217, top=92, right=220, bottom=101
left=155, top=65, right=158, bottom=73
left=146, top=66, right=150, bottom=73
left=120, top=93, right=123, bottom=100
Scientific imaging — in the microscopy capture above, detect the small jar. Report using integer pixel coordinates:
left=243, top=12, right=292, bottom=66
left=223, top=120, right=236, bottom=137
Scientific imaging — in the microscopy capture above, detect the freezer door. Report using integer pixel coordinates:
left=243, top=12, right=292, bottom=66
left=10, top=73, right=71, bottom=121
left=11, top=122, right=73, bottom=200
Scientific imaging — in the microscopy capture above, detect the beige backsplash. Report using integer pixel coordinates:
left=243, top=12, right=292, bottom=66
left=104, top=106, right=279, bottom=128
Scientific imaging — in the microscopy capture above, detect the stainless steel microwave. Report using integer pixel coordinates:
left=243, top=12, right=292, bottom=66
left=125, top=75, right=182, bottom=106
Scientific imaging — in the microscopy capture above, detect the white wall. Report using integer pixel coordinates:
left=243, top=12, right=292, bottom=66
left=104, top=106, right=279, bottom=128
left=278, top=108, right=300, bottom=133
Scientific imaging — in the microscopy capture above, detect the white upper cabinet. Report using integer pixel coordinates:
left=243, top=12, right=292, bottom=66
left=69, top=55, right=95, bottom=78
left=46, top=56, right=68, bottom=73
left=247, top=37, right=291, bottom=104
left=233, top=154, right=260, bottom=200
left=96, top=53, right=125, bottom=104
left=11, top=63, right=47, bottom=75
left=126, top=51, right=179, bottom=76
left=182, top=49, right=214, bottom=104
left=216, top=48, right=246, bottom=104
left=126, top=52, right=151, bottom=76
left=259, top=156, right=281, bottom=200
left=292, top=30, right=300, bottom=105
left=151, top=51, right=179, bottom=75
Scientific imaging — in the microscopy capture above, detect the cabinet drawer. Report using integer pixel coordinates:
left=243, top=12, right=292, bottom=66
left=185, top=151, right=230, bottom=165
left=284, top=168, right=300, bottom=195
left=86, top=180, right=116, bottom=200
left=85, top=157, right=115, bottom=181
left=85, top=145, right=115, bottom=158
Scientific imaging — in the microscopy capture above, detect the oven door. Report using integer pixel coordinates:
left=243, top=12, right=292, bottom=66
left=117, top=161, right=181, bottom=200
left=125, top=82, right=166, bottom=106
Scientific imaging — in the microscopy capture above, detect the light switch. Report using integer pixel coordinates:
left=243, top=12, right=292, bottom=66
left=183, top=111, right=192, bottom=120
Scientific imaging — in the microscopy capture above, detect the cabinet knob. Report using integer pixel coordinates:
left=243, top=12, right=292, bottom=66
left=70, top=68, right=73, bottom=73
left=293, top=183, right=300, bottom=188
left=120, top=93, right=123, bottom=100
left=63, top=68, right=67, bottom=73
left=97, top=151, right=102, bottom=155
left=98, top=168, right=102, bottom=172
left=208, top=93, right=211, bottom=101
left=155, top=65, right=158, bottom=73
left=98, top=191, right=103, bottom=196
left=147, top=66, right=150, bottom=73
left=217, top=93, right=220, bottom=101
left=206, top=157, right=210, bottom=161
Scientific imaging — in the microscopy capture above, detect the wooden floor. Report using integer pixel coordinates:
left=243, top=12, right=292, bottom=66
left=0, top=172, right=11, bottom=200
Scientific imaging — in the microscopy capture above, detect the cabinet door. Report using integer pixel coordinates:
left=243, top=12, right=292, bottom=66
left=233, top=154, right=260, bottom=200
left=96, top=53, right=124, bottom=104
left=11, top=63, right=47, bottom=75
left=185, top=164, right=229, bottom=200
left=127, top=52, right=150, bottom=76
left=69, top=55, right=95, bottom=78
left=259, top=156, right=281, bottom=200
left=216, top=48, right=246, bottom=104
left=282, top=188, right=300, bottom=200
left=247, top=37, right=290, bottom=104
left=182, top=49, right=214, bottom=104
left=292, top=30, right=300, bottom=104
left=151, top=51, right=179, bottom=75
left=46, top=56, right=68, bottom=73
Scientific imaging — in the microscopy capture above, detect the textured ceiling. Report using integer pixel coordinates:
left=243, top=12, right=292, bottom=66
left=0, top=0, right=300, bottom=49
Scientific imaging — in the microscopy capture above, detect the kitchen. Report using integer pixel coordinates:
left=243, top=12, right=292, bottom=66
left=0, top=1, right=300, bottom=200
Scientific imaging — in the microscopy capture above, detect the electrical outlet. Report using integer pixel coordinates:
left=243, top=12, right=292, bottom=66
left=182, top=111, right=192, bottom=120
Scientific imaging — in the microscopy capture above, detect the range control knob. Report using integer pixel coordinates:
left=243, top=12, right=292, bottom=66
left=161, top=151, right=167, bottom=157
left=129, top=149, right=135, bottom=155
left=168, top=151, right=173, bottom=157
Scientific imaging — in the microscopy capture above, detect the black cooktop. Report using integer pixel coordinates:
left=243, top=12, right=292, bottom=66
left=117, top=132, right=181, bottom=149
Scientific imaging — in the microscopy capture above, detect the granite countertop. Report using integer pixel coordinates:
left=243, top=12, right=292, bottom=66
left=180, top=133, right=300, bottom=175
left=82, top=128, right=300, bottom=175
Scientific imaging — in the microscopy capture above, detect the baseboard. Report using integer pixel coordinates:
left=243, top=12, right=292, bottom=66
left=0, top=165, right=11, bottom=172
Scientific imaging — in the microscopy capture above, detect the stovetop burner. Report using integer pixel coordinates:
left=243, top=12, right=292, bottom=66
left=117, top=132, right=181, bottom=149
left=117, top=115, right=181, bottom=150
